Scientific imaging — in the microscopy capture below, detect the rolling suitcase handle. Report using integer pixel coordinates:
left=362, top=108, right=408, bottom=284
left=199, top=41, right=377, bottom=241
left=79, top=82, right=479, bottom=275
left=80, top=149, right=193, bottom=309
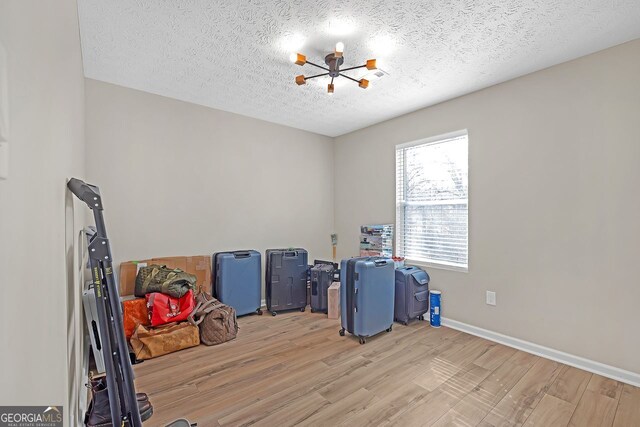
left=232, top=251, right=252, bottom=258
left=313, top=259, right=339, bottom=269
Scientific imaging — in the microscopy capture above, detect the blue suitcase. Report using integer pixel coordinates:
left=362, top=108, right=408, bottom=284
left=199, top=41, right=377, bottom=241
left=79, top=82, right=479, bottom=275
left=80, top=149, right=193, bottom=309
left=265, top=248, right=308, bottom=316
left=339, top=257, right=395, bottom=344
left=394, top=266, right=430, bottom=325
left=212, top=250, right=262, bottom=316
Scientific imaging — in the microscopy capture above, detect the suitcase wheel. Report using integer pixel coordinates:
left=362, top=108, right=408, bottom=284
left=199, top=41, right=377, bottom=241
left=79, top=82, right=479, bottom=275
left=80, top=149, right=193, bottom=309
left=310, top=308, right=315, bottom=313
left=339, top=328, right=345, bottom=336
left=271, top=311, right=277, bottom=316
left=300, top=307, right=305, bottom=312
left=386, top=325, right=393, bottom=332
left=402, top=321, right=409, bottom=326
left=256, top=309, right=263, bottom=315
left=358, top=336, right=366, bottom=345
left=418, top=315, right=424, bottom=321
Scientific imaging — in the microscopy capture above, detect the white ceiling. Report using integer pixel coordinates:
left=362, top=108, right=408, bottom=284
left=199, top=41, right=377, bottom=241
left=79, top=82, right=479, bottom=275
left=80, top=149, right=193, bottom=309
left=78, top=0, right=640, bottom=137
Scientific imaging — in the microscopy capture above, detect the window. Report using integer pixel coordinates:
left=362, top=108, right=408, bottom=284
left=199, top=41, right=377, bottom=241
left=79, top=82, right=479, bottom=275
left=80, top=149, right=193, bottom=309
left=396, top=130, right=469, bottom=270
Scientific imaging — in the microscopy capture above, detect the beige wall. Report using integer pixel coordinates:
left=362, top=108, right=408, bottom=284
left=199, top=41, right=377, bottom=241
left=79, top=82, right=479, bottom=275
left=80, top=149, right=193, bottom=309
left=0, top=0, right=86, bottom=424
left=85, top=79, right=335, bottom=289
left=334, top=39, right=640, bottom=374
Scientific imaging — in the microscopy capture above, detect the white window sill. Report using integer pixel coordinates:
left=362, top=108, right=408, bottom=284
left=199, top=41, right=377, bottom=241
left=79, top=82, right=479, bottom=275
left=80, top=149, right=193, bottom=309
left=404, top=259, right=469, bottom=273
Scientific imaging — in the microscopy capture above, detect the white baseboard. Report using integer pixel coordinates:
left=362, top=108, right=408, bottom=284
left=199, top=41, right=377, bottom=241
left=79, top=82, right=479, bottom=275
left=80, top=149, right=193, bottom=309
left=441, top=317, right=640, bottom=387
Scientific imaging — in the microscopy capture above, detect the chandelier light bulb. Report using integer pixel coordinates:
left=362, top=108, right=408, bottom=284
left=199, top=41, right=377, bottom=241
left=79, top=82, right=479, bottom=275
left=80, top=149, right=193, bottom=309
left=335, top=42, right=344, bottom=53
left=328, top=83, right=335, bottom=94
left=289, top=52, right=298, bottom=63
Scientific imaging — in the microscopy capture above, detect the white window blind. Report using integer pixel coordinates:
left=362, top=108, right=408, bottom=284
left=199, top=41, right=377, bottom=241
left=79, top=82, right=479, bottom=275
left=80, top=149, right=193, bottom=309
left=396, top=131, right=469, bottom=270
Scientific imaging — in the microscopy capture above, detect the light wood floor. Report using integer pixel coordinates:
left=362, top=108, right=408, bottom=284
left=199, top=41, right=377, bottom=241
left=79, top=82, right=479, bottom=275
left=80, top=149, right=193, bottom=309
left=134, top=311, right=640, bottom=426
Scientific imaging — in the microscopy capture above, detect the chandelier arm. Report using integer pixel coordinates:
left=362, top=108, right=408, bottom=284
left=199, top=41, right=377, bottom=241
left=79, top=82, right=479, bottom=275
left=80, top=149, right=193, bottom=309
left=305, top=72, right=330, bottom=80
left=306, top=61, right=330, bottom=72
left=340, top=65, right=367, bottom=72
left=340, top=74, right=361, bottom=84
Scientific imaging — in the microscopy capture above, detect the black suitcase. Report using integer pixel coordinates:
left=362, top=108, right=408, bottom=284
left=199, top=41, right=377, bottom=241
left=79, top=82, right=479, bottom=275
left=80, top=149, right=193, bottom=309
left=310, top=262, right=337, bottom=313
left=394, top=266, right=430, bottom=324
left=265, top=248, right=308, bottom=316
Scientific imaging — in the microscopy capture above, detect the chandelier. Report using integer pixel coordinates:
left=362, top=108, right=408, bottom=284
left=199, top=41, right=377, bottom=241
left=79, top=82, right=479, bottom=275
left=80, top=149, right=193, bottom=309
left=290, top=42, right=377, bottom=94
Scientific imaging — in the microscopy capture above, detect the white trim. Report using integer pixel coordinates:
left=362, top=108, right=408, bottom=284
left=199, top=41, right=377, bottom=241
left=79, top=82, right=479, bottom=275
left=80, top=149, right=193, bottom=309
left=406, top=259, right=469, bottom=273
left=395, top=130, right=470, bottom=272
left=441, top=317, right=640, bottom=387
left=395, top=129, right=469, bottom=150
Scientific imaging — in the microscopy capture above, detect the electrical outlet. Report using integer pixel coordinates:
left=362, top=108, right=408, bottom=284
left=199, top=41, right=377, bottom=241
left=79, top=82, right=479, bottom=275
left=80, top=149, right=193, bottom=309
left=486, top=291, right=496, bottom=306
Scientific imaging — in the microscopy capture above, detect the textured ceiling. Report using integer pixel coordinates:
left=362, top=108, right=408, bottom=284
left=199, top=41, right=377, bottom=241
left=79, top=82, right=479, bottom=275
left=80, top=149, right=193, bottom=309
left=78, top=0, right=640, bottom=137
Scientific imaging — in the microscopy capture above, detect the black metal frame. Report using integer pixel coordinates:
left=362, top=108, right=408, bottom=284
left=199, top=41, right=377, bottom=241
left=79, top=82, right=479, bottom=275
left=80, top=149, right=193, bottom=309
left=68, top=178, right=142, bottom=427
left=301, top=56, right=370, bottom=87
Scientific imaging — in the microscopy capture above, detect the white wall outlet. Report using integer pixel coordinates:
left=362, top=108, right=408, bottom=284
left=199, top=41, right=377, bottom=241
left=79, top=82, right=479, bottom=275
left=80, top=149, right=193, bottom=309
left=486, top=291, right=496, bottom=306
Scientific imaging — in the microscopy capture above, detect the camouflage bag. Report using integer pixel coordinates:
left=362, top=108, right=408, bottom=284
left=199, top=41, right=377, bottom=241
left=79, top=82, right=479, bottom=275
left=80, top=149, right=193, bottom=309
left=134, top=264, right=196, bottom=298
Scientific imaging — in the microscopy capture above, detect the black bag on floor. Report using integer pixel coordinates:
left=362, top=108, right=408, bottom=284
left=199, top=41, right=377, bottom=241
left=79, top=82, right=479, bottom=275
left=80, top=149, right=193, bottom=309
left=394, top=266, right=430, bottom=324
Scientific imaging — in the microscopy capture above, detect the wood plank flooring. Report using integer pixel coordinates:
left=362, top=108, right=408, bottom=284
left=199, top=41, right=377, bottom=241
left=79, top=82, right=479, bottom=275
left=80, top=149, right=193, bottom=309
left=133, top=311, right=640, bottom=427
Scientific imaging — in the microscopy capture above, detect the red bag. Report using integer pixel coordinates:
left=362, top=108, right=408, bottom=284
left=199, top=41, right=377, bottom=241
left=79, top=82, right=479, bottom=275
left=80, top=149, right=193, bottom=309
left=145, top=290, right=196, bottom=327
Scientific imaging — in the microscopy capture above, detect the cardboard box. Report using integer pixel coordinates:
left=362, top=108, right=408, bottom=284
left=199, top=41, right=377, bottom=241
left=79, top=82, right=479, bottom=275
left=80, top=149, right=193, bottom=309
left=184, top=256, right=212, bottom=295
left=119, top=262, right=143, bottom=296
left=119, top=255, right=211, bottom=296
left=328, top=281, right=341, bottom=320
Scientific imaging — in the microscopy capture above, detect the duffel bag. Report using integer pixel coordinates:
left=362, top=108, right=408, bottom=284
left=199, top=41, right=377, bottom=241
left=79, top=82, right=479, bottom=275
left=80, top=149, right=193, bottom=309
left=188, top=293, right=238, bottom=346
left=122, top=297, right=150, bottom=339
left=130, top=322, right=200, bottom=360
left=135, top=264, right=196, bottom=298
left=146, top=290, right=196, bottom=327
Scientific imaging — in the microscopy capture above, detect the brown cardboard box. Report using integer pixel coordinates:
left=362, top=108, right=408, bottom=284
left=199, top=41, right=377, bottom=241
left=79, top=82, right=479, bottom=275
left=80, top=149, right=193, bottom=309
left=184, top=256, right=212, bottom=295
left=119, top=255, right=212, bottom=296
left=119, top=261, right=143, bottom=296
left=328, top=281, right=341, bottom=320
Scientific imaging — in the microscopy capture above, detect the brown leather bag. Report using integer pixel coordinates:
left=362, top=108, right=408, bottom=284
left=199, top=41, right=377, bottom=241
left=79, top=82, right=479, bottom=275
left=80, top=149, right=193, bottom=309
left=130, top=322, right=199, bottom=360
left=188, top=293, right=238, bottom=346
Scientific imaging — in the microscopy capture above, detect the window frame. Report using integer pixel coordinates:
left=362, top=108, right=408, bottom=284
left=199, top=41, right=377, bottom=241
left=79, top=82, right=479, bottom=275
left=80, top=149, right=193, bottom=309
left=395, top=129, right=470, bottom=273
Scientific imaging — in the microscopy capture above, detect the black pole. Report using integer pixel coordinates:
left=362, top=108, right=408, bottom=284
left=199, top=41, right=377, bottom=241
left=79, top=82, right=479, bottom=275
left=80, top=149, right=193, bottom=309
left=87, top=256, right=122, bottom=424
left=92, top=209, right=143, bottom=427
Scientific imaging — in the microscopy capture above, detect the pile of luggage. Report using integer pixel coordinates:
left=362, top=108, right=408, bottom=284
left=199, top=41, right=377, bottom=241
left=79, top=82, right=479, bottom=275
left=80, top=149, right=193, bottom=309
left=338, top=257, right=431, bottom=344
left=117, top=249, right=432, bottom=360
left=260, top=249, right=432, bottom=345
left=123, top=264, right=238, bottom=361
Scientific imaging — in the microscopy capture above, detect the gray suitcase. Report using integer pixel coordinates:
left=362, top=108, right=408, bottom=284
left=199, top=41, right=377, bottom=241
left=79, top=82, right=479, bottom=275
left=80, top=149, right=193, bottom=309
left=339, top=257, right=395, bottom=344
left=265, top=248, right=308, bottom=315
left=394, top=266, right=430, bottom=324
left=310, top=262, right=336, bottom=313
